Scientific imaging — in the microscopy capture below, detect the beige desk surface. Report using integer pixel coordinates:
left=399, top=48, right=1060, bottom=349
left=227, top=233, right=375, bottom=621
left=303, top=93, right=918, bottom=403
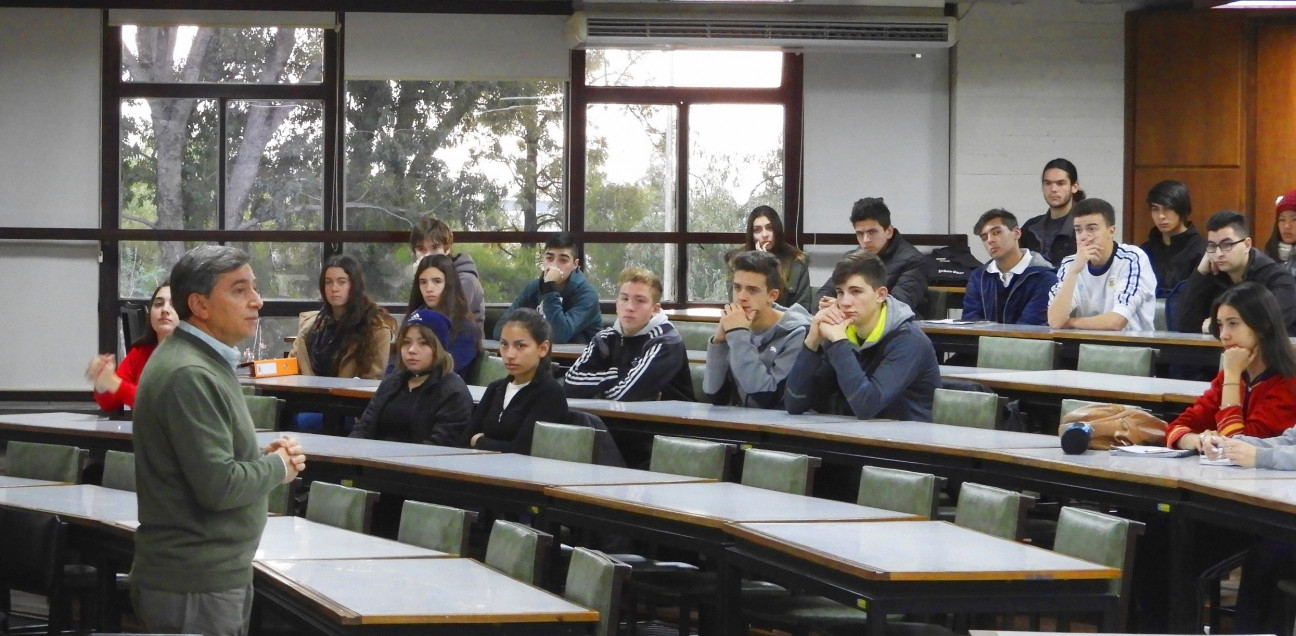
left=329, top=384, right=487, bottom=403
left=0, top=476, right=64, bottom=488
left=573, top=399, right=858, bottom=433
left=254, top=516, right=449, bottom=561
left=941, top=369, right=1209, bottom=404
left=728, top=520, right=1119, bottom=582
left=979, top=447, right=1286, bottom=489
left=242, top=375, right=382, bottom=394
left=546, top=481, right=917, bottom=528
left=939, top=365, right=1018, bottom=376
left=662, top=307, right=724, bottom=322
left=360, top=452, right=710, bottom=492
left=917, top=321, right=1224, bottom=349
left=0, top=411, right=132, bottom=438
left=254, top=431, right=488, bottom=463
left=765, top=420, right=1060, bottom=456
left=255, top=557, right=599, bottom=626
left=0, top=484, right=137, bottom=524
left=1180, top=474, right=1296, bottom=515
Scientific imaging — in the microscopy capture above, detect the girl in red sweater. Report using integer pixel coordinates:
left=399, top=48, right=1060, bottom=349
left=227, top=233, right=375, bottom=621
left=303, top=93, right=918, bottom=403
left=1168, top=282, right=1296, bottom=451
left=86, top=282, right=175, bottom=410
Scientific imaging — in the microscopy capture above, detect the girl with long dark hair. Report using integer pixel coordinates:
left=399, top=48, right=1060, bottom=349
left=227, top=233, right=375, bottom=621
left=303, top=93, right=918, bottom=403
left=87, top=281, right=176, bottom=410
left=408, top=254, right=481, bottom=376
left=728, top=206, right=811, bottom=311
left=461, top=308, right=568, bottom=452
left=292, top=254, right=395, bottom=379
left=1168, top=282, right=1296, bottom=452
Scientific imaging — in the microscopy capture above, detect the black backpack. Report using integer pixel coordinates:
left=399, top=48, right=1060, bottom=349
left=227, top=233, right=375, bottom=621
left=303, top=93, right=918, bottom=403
left=924, top=244, right=983, bottom=286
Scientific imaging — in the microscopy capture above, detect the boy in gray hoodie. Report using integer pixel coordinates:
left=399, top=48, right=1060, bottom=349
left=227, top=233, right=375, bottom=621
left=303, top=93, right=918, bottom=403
left=705, top=250, right=811, bottom=409
left=787, top=252, right=940, bottom=421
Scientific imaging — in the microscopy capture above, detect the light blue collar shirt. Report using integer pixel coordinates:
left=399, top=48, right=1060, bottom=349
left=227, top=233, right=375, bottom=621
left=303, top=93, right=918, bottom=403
left=177, top=321, right=242, bottom=370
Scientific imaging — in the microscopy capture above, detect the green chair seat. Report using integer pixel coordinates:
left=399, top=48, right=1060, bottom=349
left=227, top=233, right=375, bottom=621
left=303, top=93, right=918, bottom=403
left=101, top=450, right=135, bottom=492
left=1077, top=343, right=1158, bottom=377
left=531, top=421, right=596, bottom=464
left=857, top=465, right=944, bottom=520
left=5, top=441, right=85, bottom=484
left=305, top=481, right=379, bottom=534
left=740, top=448, right=820, bottom=496
left=649, top=435, right=733, bottom=480
left=953, top=482, right=1035, bottom=541
left=977, top=335, right=1058, bottom=371
left=563, top=548, right=630, bottom=636
left=484, top=520, right=552, bottom=586
left=932, top=388, right=1003, bottom=430
left=1054, top=506, right=1145, bottom=626
left=397, top=500, right=478, bottom=556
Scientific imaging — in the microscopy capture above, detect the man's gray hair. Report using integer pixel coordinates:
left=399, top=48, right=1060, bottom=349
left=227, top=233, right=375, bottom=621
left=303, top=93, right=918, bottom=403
left=170, top=245, right=251, bottom=321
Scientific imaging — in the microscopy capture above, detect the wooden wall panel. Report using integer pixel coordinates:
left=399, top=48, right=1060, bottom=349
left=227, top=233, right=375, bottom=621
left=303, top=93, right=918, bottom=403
left=1132, top=13, right=1245, bottom=168
left=1255, top=24, right=1296, bottom=247
left=1129, top=168, right=1244, bottom=243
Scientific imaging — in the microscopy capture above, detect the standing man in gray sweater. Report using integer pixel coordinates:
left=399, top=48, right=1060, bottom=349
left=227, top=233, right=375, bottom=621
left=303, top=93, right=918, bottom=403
left=131, top=245, right=306, bottom=636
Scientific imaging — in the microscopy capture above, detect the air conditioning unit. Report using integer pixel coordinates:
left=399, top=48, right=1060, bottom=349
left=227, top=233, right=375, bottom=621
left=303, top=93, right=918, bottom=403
left=565, top=10, right=956, bottom=51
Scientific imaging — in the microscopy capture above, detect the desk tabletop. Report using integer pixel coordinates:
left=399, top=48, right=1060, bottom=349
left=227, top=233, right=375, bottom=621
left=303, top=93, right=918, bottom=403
left=255, top=516, right=449, bottom=561
left=765, top=420, right=1060, bottom=456
left=940, top=369, right=1209, bottom=404
left=728, top=520, right=1119, bottom=582
left=0, top=484, right=137, bottom=524
left=256, top=557, right=599, bottom=625
left=0, top=476, right=64, bottom=488
left=546, top=481, right=917, bottom=528
left=254, top=432, right=488, bottom=463
left=980, top=447, right=1269, bottom=489
left=0, top=411, right=132, bottom=438
left=1179, top=473, right=1296, bottom=515
left=360, top=452, right=709, bottom=491
left=917, top=321, right=1224, bottom=349
left=662, top=307, right=724, bottom=322
left=574, top=399, right=858, bottom=433
left=243, top=375, right=382, bottom=394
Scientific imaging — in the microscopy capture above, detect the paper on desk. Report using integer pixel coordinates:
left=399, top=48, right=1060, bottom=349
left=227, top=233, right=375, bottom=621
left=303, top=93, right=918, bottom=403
left=1199, top=455, right=1237, bottom=466
left=925, top=319, right=986, bottom=325
left=1110, top=446, right=1195, bottom=458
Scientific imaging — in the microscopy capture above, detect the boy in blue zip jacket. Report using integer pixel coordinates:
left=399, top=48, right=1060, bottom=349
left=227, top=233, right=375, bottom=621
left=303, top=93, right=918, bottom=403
left=962, top=209, right=1056, bottom=325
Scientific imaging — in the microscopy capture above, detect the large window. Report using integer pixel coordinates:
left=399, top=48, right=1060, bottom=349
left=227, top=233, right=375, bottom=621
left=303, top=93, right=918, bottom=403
left=576, top=49, right=798, bottom=304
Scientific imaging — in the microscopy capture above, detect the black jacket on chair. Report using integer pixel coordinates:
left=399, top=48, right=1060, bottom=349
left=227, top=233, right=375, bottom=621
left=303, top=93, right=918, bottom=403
left=458, top=371, right=568, bottom=454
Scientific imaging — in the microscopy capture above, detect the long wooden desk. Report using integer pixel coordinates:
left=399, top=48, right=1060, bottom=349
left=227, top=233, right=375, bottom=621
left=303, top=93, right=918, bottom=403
left=255, top=557, right=597, bottom=635
left=0, top=484, right=137, bottom=525
left=0, top=475, right=63, bottom=488
left=941, top=368, right=1208, bottom=407
left=725, top=520, right=1121, bottom=636
left=0, top=411, right=132, bottom=451
left=918, top=320, right=1224, bottom=367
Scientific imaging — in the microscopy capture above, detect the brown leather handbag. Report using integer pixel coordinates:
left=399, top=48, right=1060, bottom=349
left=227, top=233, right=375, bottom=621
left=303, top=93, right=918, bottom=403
left=1058, top=404, right=1168, bottom=450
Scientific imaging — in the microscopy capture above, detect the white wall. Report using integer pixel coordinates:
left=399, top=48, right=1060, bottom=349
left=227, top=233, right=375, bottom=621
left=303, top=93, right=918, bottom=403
left=951, top=0, right=1127, bottom=259
left=0, top=8, right=101, bottom=392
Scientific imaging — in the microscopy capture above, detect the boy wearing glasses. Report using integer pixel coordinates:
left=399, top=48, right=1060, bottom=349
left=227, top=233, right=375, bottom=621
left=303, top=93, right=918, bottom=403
left=1175, top=210, right=1296, bottom=334
left=1047, top=198, right=1158, bottom=331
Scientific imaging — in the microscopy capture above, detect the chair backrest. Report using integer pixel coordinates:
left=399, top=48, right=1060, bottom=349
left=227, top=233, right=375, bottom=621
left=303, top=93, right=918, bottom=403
left=119, top=302, right=147, bottom=351
left=5, top=441, right=85, bottom=483
left=1054, top=506, right=1146, bottom=625
left=470, top=355, right=509, bottom=386
left=649, top=435, right=734, bottom=480
left=567, top=411, right=627, bottom=467
left=740, top=448, right=820, bottom=496
left=953, top=482, right=1036, bottom=541
left=531, top=421, right=596, bottom=464
left=101, top=450, right=136, bottom=492
left=564, top=547, right=631, bottom=636
left=484, top=520, right=552, bottom=586
left=932, top=388, right=1004, bottom=430
left=689, top=361, right=707, bottom=403
left=857, top=466, right=945, bottom=520
left=0, top=506, right=68, bottom=594
left=241, top=385, right=259, bottom=397
left=305, top=481, right=380, bottom=534
left=976, top=336, right=1058, bottom=371
left=267, top=478, right=300, bottom=516
left=673, top=322, right=714, bottom=350
left=1059, top=398, right=1107, bottom=427
left=397, top=500, right=478, bottom=556
left=244, top=395, right=282, bottom=432
left=1077, top=344, right=1158, bottom=377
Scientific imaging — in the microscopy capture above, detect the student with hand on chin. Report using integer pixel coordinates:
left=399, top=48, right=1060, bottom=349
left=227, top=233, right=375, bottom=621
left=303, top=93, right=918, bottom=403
left=730, top=206, right=811, bottom=312
left=495, top=232, right=602, bottom=345
left=786, top=252, right=940, bottom=421
left=462, top=308, right=568, bottom=453
left=88, top=281, right=176, bottom=411
left=1047, top=198, right=1157, bottom=331
left=1175, top=210, right=1296, bottom=335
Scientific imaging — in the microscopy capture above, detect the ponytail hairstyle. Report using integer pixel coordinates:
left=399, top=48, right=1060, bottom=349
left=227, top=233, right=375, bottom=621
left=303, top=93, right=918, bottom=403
left=499, top=307, right=553, bottom=377
left=1042, top=158, right=1086, bottom=203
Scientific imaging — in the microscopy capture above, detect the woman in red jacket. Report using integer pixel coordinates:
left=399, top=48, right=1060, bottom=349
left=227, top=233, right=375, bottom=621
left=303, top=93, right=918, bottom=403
left=1168, top=282, right=1296, bottom=452
left=86, top=282, right=176, bottom=411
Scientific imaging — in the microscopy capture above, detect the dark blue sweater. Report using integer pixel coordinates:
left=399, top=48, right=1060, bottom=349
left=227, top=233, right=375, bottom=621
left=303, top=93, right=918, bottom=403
left=961, top=252, right=1056, bottom=325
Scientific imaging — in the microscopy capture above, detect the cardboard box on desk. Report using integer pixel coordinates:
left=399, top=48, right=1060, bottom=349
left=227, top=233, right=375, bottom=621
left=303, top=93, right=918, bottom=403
left=251, top=357, right=299, bottom=378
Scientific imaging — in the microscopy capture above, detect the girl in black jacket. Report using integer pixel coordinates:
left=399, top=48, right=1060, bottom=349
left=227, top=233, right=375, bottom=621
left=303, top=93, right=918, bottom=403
left=461, top=308, right=569, bottom=453
left=349, top=309, right=473, bottom=446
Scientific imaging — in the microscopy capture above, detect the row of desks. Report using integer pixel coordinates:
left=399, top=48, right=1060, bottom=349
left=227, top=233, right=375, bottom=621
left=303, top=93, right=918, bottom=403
left=0, top=451, right=1121, bottom=635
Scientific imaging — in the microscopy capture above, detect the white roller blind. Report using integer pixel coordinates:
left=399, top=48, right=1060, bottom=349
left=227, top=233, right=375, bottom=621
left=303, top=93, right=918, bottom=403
left=108, top=9, right=335, bottom=28
left=345, top=13, right=570, bottom=81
